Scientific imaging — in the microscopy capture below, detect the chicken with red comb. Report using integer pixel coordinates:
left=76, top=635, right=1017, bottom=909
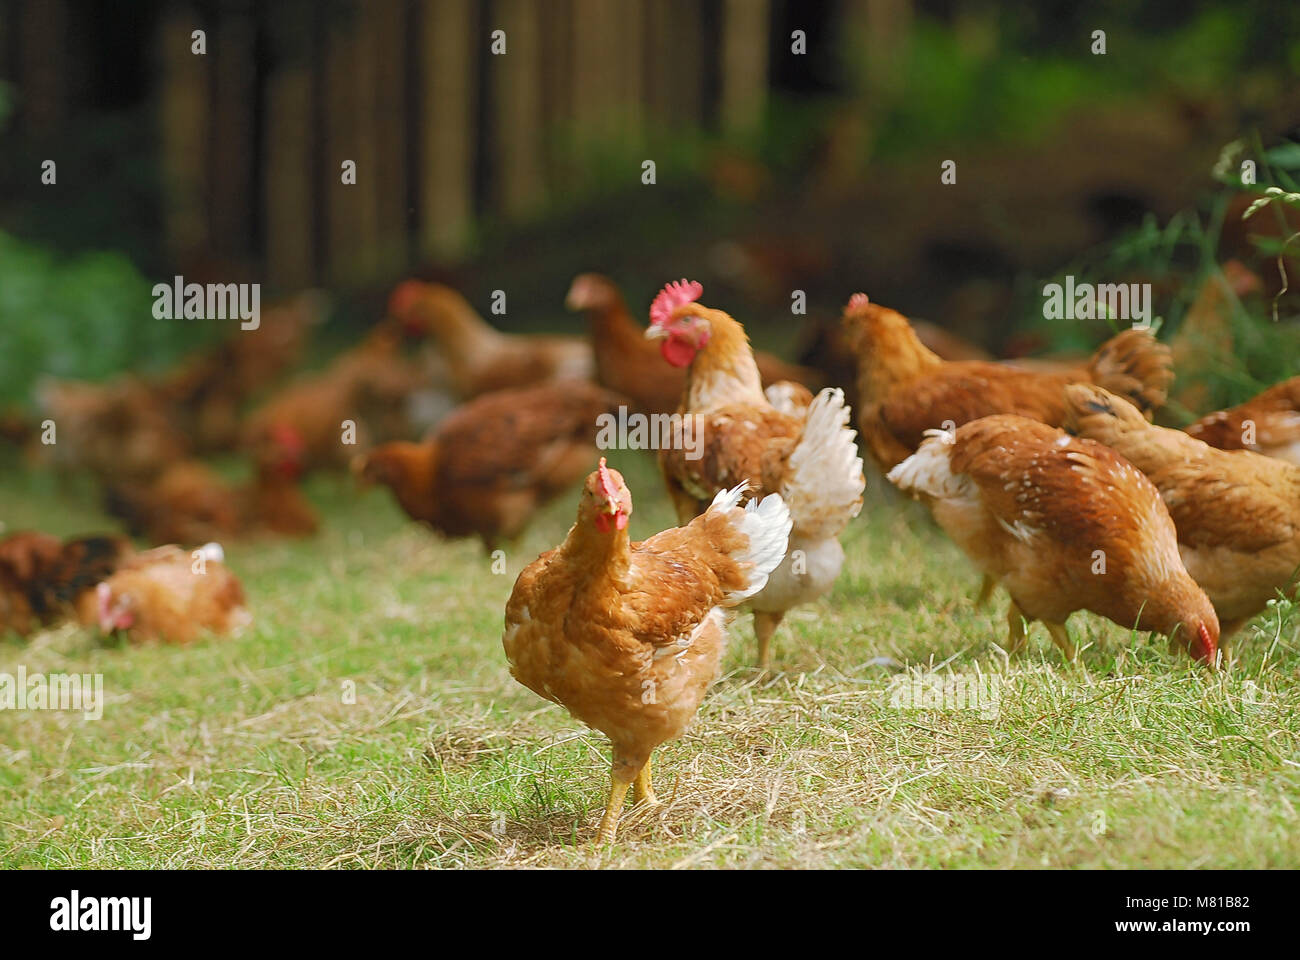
left=1065, top=382, right=1300, bottom=651
left=504, top=461, right=791, bottom=843
left=888, top=415, right=1220, bottom=666
left=647, top=280, right=865, bottom=669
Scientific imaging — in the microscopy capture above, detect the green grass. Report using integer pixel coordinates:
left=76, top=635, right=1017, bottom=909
left=1, top=452, right=1298, bottom=869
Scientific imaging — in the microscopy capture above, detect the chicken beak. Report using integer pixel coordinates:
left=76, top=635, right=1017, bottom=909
left=644, top=324, right=669, bottom=341
left=96, top=582, right=114, bottom=634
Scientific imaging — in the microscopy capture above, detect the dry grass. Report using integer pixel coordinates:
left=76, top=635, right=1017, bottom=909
left=2, top=453, right=1299, bottom=868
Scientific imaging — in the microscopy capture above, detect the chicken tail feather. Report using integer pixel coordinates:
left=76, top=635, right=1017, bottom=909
left=780, top=387, right=866, bottom=538
left=887, top=428, right=969, bottom=500
left=1087, top=328, right=1174, bottom=418
left=707, top=486, right=792, bottom=603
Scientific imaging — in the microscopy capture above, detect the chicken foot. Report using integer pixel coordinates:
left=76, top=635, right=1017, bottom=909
left=597, top=755, right=659, bottom=844
left=1004, top=602, right=1076, bottom=662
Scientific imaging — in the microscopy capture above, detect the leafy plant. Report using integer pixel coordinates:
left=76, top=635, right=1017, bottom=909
left=0, top=232, right=208, bottom=407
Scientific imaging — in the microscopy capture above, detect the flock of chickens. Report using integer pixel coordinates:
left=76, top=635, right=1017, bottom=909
left=3, top=265, right=1300, bottom=844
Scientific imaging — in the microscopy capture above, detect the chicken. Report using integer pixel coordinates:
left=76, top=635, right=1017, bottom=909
left=566, top=272, right=823, bottom=417
left=647, top=280, right=865, bottom=668
left=79, top=543, right=250, bottom=645
left=106, top=460, right=242, bottom=546
left=105, top=448, right=317, bottom=545
left=37, top=375, right=189, bottom=485
left=152, top=290, right=325, bottom=452
left=239, top=461, right=320, bottom=538
left=887, top=416, right=1220, bottom=666
left=1064, top=383, right=1300, bottom=643
left=503, top=460, right=791, bottom=843
left=1184, top=375, right=1300, bottom=467
left=842, top=293, right=1175, bottom=472
left=0, top=531, right=134, bottom=636
left=795, top=315, right=993, bottom=416
left=388, top=280, right=593, bottom=398
left=243, top=324, right=425, bottom=475
left=354, top=381, right=625, bottom=551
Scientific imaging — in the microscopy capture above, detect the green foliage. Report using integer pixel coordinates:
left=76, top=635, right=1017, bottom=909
left=0, top=232, right=204, bottom=407
left=1013, top=139, right=1300, bottom=416
left=873, top=23, right=1111, bottom=154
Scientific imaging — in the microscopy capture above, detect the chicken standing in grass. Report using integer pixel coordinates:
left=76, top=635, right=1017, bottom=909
left=242, top=323, right=425, bottom=476
left=503, top=460, right=791, bottom=843
left=842, top=293, right=1174, bottom=472
left=389, top=280, right=593, bottom=398
left=647, top=280, right=864, bottom=669
left=354, top=380, right=625, bottom=552
left=888, top=415, right=1220, bottom=666
left=1065, top=383, right=1300, bottom=647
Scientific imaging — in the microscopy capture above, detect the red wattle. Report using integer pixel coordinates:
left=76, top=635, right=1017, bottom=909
left=661, top=334, right=696, bottom=368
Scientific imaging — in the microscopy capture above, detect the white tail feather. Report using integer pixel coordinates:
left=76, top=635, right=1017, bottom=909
left=780, top=388, right=866, bottom=538
left=196, top=542, right=225, bottom=564
left=708, top=484, right=792, bottom=603
left=886, top=429, right=968, bottom=499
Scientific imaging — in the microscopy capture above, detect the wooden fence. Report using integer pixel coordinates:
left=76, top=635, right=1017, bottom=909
left=4, top=0, right=911, bottom=290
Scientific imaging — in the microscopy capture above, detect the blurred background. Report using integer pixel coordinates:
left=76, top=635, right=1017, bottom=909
left=1, top=0, right=1299, bottom=413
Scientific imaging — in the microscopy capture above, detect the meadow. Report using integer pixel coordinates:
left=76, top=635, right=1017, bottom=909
left=1, top=452, right=1298, bottom=869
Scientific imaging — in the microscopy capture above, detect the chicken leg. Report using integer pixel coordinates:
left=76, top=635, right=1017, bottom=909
left=754, top=610, right=785, bottom=671
left=975, top=574, right=997, bottom=609
left=1005, top=600, right=1027, bottom=655
left=1045, top=622, right=1076, bottom=661
left=596, top=776, right=631, bottom=845
left=632, top=756, right=658, bottom=806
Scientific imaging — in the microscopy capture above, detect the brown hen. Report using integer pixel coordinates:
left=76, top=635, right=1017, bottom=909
left=354, top=381, right=625, bottom=551
left=888, top=415, right=1219, bottom=666
left=503, top=460, right=790, bottom=842
left=1065, top=383, right=1300, bottom=644
left=389, top=280, right=593, bottom=398
left=647, top=280, right=865, bottom=668
left=79, top=543, right=250, bottom=645
left=843, top=294, right=1174, bottom=472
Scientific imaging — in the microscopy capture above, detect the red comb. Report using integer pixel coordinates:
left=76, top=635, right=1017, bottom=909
left=388, top=280, right=427, bottom=318
left=649, top=279, right=703, bottom=327
left=847, top=293, right=870, bottom=311
left=596, top=457, right=619, bottom=501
